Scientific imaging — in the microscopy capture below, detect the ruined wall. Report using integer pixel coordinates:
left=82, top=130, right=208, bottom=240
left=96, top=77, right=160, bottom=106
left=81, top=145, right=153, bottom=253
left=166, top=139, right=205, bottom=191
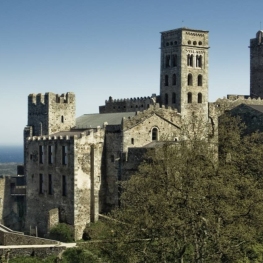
left=25, top=135, right=75, bottom=237
left=73, top=128, right=104, bottom=240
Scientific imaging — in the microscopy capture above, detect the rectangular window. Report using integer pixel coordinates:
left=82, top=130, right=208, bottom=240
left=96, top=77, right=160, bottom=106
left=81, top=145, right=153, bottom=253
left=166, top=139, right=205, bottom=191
left=62, top=175, right=66, bottom=196
left=48, top=145, right=54, bottom=164
left=39, top=145, right=44, bottom=164
left=62, top=146, right=68, bottom=165
left=39, top=174, right=44, bottom=194
left=48, top=174, right=53, bottom=195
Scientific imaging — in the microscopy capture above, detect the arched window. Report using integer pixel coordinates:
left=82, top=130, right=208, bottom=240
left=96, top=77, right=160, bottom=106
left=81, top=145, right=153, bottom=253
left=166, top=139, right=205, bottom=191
left=172, top=74, right=176, bottom=85
left=188, top=74, right=193, bottom=86
left=196, top=55, right=202, bottom=67
left=187, top=54, right=193, bottom=66
left=165, top=93, right=169, bottom=104
left=152, top=128, right=158, bottom=141
left=165, top=55, right=170, bottom=68
left=198, top=75, right=202, bottom=86
left=188, top=92, right=192, bottom=103
left=165, top=75, right=169, bottom=86
left=198, top=93, right=202, bottom=103
left=172, top=92, right=176, bottom=104
left=172, top=54, right=177, bottom=67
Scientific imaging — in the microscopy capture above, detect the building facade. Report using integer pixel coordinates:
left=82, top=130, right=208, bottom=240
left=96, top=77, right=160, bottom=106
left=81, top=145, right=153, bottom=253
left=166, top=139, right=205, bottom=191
left=19, top=28, right=263, bottom=240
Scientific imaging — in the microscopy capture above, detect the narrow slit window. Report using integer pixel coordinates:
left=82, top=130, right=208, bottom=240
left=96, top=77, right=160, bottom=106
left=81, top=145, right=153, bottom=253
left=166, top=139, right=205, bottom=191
left=61, top=116, right=64, bottom=123
left=39, top=174, right=44, bottom=194
left=165, top=55, right=170, bottom=68
left=131, top=138, right=134, bottom=145
left=62, top=146, right=68, bottom=165
left=165, top=75, right=169, bottom=86
left=172, top=54, right=177, bottom=67
left=188, top=74, right=193, bottom=86
left=62, top=175, right=66, bottom=196
left=165, top=93, right=169, bottom=104
left=48, top=145, right=54, bottom=164
left=188, top=92, right=192, bottom=103
left=39, top=145, right=44, bottom=164
left=172, top=93, right=176, bottom=104
left=198, top=93, right=202, bottom=103
left=48, top=174, right=53, bottom=195
left=198, top=75, right=202, bottom=86
left=172, top=74, right=176, bottom=85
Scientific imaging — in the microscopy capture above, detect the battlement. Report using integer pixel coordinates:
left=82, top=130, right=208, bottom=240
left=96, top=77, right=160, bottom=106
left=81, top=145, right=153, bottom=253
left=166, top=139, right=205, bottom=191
left=105, top=95, right=156, bottom=104
left=27, top=128, right=103, bottom=142
left=28, top=92, right=75, bottom=105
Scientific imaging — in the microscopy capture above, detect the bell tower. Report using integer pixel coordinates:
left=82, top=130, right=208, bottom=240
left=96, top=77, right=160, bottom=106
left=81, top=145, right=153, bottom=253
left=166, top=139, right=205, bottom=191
left=250, top=30, right=263, bottom=98
left=159, top=28, right=209, bottom=124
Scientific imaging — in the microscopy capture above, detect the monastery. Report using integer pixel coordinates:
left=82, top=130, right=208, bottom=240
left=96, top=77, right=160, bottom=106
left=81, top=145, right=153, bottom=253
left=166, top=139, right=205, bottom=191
left=4, top=27, right=263, bottom=240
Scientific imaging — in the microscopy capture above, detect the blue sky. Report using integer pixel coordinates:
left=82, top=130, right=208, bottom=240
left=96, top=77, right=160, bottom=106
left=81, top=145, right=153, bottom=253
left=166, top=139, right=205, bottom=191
left=0, top=0, right=262, bottom=146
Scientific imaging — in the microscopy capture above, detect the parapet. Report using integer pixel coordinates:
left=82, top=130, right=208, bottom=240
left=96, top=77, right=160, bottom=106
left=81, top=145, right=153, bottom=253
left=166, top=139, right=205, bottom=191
left=28, top=92, right=75, bottom=105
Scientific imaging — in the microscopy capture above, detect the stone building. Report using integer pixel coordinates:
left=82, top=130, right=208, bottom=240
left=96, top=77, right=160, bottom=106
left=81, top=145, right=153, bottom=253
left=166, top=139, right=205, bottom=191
left=20, top=28, right=263, bottom=240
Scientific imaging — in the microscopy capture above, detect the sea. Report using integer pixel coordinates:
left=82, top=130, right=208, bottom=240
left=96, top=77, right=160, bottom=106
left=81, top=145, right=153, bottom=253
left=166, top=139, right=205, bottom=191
left=0, top=146, right=23, bottom=163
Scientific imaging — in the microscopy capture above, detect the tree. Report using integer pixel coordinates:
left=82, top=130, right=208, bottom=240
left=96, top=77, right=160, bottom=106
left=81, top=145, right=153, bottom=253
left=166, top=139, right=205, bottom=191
left=102, top=115, right=263, bottom=263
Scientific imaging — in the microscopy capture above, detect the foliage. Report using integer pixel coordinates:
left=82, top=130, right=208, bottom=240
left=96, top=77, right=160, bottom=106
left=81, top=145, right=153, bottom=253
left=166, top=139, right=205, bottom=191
left=9, top=255, right=56, bottom=263
left=48, top=223, right=74, bottom=243
left=101, top=115, right=263, bottom=263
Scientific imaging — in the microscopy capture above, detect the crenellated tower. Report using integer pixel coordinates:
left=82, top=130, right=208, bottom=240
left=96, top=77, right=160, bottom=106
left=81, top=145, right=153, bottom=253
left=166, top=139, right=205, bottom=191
left=160, top=28, right=209, bottom=124
left=250, top=30, right=263, bottom=98
left=25, top=92, right=76, bottom=138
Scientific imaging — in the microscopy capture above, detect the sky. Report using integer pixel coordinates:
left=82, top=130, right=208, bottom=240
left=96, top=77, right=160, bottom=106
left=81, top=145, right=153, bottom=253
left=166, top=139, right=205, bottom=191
left=0, top=0, right=262, bottom=146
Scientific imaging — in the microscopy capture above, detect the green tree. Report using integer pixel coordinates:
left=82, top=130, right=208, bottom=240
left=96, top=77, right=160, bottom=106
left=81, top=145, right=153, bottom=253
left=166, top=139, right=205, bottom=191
left=48, top=223, right=74, bottom=243
left=102, top=115, right=263, bottom=263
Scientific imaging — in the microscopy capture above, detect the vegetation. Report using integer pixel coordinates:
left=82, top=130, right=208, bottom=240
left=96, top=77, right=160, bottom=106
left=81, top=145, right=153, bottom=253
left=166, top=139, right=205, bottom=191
left=48, top=223, right=74, bottom=243
left=99, top=114, right=263, bottom=262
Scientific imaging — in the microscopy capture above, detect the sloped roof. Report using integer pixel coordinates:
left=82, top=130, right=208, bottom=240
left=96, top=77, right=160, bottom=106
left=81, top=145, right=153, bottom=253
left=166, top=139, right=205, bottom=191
left=246, top=105, right=263, bottom=113
left=75, top=112, right=136, bottom=129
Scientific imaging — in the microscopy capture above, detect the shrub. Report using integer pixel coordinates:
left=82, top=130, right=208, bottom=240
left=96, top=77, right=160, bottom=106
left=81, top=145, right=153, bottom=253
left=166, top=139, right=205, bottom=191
left=61, top=248, right=100, bottom=263
left=48, top=223, right=74, bottom=243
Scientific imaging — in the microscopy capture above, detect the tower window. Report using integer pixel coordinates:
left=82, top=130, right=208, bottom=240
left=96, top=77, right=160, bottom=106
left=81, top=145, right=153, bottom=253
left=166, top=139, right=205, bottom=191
left=172, top=54, right=177, bottom=67
left=62, top=146, right=68, bottom=165
left=39, top=174, right=44, bottom=194
left=172, top=74, right=176, bottom=85
left=198, top=93, right=202, bottom=103
left=188, top=92, right=192, bottom=103
left=62, top=175, right=66, bottom=196
left=48, top=145, right=54, bottom=164
left=152, top=128, right=158, bottom=141
left=165, top=55, right=170, bottom=68
left=165, top=75, right=169, bottom=86
left=48, top=174, right=53, bottom=195
left=198, top=75, right=203, bottom=86
left=39, top=145, right=44, bottom=164
left=172, top=92, right=176, bottom=104
left=131, top=138, right=134, bottom=145
left=187, top=55, right=193, bottom=66
left=188, top=74, right=193, bottom=86
left=61, top=116, right=64, bottom=123
left=196, top=55, right=202, bottom=67
left=165, top=93, right=169, bottom=104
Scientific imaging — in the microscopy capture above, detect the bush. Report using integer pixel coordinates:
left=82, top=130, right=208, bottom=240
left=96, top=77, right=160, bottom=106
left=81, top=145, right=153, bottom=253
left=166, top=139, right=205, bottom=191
left=61, top=248, right=100, bottom=263
left=48, top=223, right=74, bottom=243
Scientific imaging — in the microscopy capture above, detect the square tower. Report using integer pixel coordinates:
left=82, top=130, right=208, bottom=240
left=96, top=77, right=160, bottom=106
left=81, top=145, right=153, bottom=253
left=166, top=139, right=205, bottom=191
left=160, top=28, right=209, bottom=122
left=250, top=30, right=263, bottom=98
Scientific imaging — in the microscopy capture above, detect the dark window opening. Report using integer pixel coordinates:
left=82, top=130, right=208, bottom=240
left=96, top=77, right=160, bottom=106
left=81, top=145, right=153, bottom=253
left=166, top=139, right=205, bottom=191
left=188, top=92, right=192, bottom=103
left=61, top=116, right=64, bottom=123
left=172, top=93, right=176, bottom=104
left=62, top=175, right=66, bottom=196
left=48, top=174, right=53, bottom=195
left=172, top=54, right=177, bottom=67
left=198, top=75, right=202, bottom=86
left=188, top=74, right=193, bottom=86
left=165, top=93, right=168, bottom=104
left=187, top=54, right=193, bottom=66
left=39, top=174, right=44, bottom=194
left=165, top=55, right=170, bottom=68
left=131, top=138, right=134, bottom=144
left=48, top=145, right=54, bottom=164
left=198, top=93, right=202, bottom=103
left=62, top=146, right=68, bottom=165
left=196, top=55, right=202, bottom=67
left=152, top=128, right=158, bottom=141
left=165, top=75, right=169, bottom=86
left=172, top=74, right=176, bottom=85
left=39, top=145, right=44, bottom=164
